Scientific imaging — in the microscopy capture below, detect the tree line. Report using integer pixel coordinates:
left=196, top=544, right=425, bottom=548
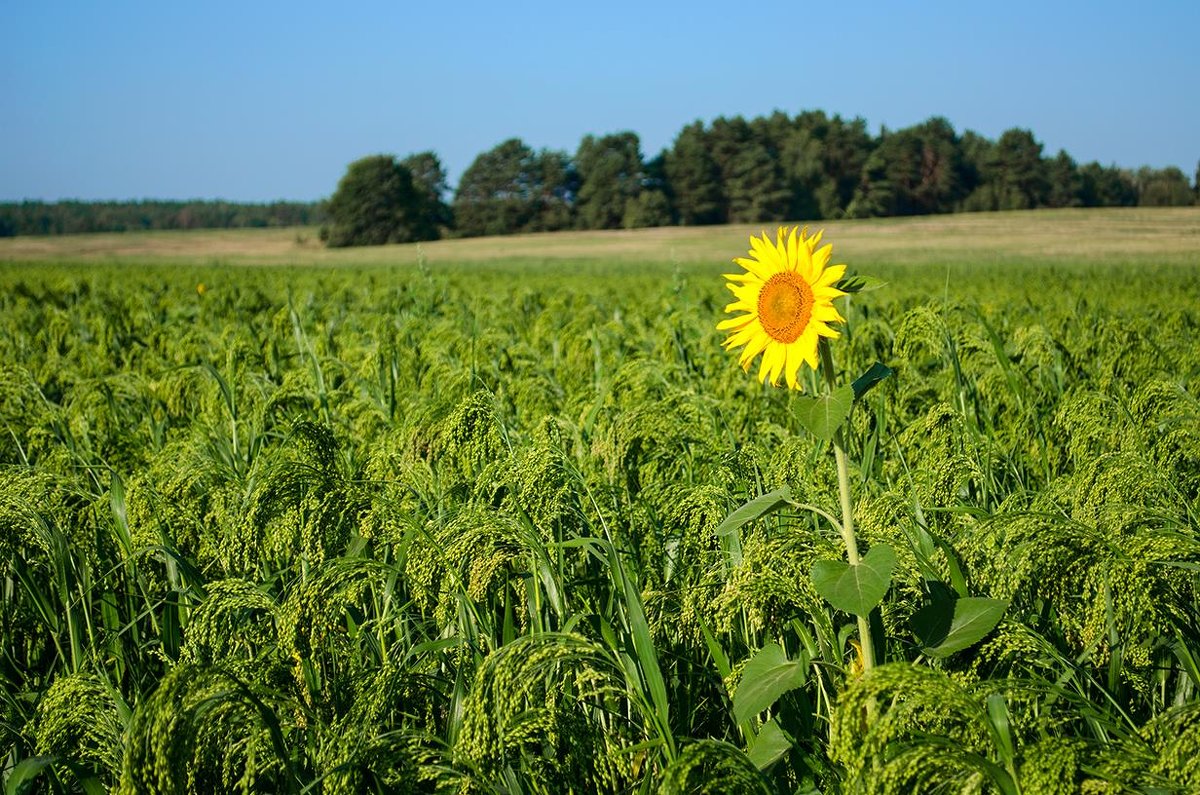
left=325, top=111, right=1198, bottom=245
left=4, top=111, right=1196, bottom=242
left=0, top=199, right=325, bottom=237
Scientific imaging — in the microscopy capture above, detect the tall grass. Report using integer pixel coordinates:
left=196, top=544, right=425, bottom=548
left=2, top=241, right=1199, bottom=792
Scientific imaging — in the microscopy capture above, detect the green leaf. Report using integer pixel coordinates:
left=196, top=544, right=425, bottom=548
left=986, top=692, right=1016, bottom=765
left=811, top=544, right=896, bottom=616
left=835, top=274, right=887, bottom=294
left=619, top=561, right=670, bottom=733
left=6, top=756, right=58, bottom=795
left=912, top=595, right=1008, bottom=657
left=109, top=472, right=134, bottom=560
left=850, top=362, right=894, bottom=399
left=793, top=385, right=855, bottom=441
left=732, top=642, right=808, bottom=724
left=746, top=718, right=793, bottom=771
left=714, top=487, right=793, bottom=537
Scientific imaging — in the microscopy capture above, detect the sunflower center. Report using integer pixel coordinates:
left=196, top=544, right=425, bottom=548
left=757, top=272, right=813, bottom=344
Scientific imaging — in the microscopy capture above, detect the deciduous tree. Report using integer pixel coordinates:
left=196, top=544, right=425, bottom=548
left=322, top=154, right=435, bottom=247
left=664, top=122, right=723, bottom=225
left=452, top=139, right=577, bottom=237
left=574, top=132, right=644, bottom=230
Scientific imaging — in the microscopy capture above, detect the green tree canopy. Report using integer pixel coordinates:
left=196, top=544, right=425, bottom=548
left=664, top=122, right=723, bottom=225
left=1078, top=162, right=1138, bottom=207
left=848, top=117, right=969, bottom=217
left=452, top=139, right=576, bottom=237
left=708, top=116, right=789, bottom=223
left=321, top=155, right=438, bottom=247
left=963, top=128, right=1049, bottom=211
left=1135, top=166, right=1195, bottom=206
left=779, top=111, right=874, bottom=219
left=401, top=151, right=453, bottom=231
left=574, top=132, right=644, bottom=230
left=1045, top=150, right=1083, bottom=208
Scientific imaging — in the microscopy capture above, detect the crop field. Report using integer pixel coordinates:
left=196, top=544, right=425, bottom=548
left=3, top=208, right=1200, bottom=793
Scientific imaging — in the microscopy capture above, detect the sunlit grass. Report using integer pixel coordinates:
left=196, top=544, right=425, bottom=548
left=2, top=206, right=1198, bottom=268
left=2, top=209, right=1199, bottom=792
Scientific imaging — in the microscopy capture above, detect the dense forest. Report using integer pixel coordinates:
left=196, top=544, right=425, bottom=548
left=4, top=111, right=1197, bottom=242
left=0, top=200, right=324, bottom=237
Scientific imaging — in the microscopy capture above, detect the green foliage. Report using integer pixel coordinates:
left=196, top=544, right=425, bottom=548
left=658, top=741, right=772, bottom=794
left=623, top=188, right=672, bottom=229
left=911, top=595, right=1008, bottom=657
left=847, top=117, right=969, bottom=217
left=455, top=634, right=639, bottom=791
left=792, top=384, right=855, bottom=441
left=33, top=673, right=125, bottom=785
left=2, top=253, right=1198, bottom=792
left=575, top=132, right=645, bottom=230
left=811, top=544, right=897, bottom=617
left=9, top=111, right=1191, bottom=245
left=962, top=128, right=1050, bottom=211
left=0, top=199, right=324, bottom=236
left=731, top=643, right=807, bottom=724
left=1134, top=165, right=1196, bottom=206
left=401, top=150, right=454, bottom=229
left=664, top=121, right=724, bottom=225
left=322, top=154, right=440, bottom=247
left=452, top=138, right=576, bottom=237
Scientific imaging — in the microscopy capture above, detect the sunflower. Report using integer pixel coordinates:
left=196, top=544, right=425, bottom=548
left=718, top=226, right=847, bottom=389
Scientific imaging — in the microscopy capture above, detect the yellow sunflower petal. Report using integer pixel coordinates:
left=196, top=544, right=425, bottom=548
left=739, top=331, right=771, bottom=370
left=815, top=262, right=846, bottom=288
left=811, top=242, right=832, bottom=269
left=813, top=304, right=844, bottom=323
left=784, top=344, right=804, bottom=390
left=786, top=226, right=800, bottom=268
left=766, top=342, right=787, bottom=385
left=796, top=238, right=815, bottom=280
left=732, top=256, right=772, bottom=280
left=727, top=282, right=760, bottom=303
left=717, top=313, right=755, bottom=331
left=799, top=329, right=820, bottom=370
left=723, top=322, right=761, bottom=349
left=749, top=233, right=781, bottom=269
left=811, top=321, right=840, bottom=339
left=756, top=342, right=775, bottom=383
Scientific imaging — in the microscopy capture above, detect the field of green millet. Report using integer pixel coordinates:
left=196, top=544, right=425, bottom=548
left=3, top=208, right=1200, bottom=793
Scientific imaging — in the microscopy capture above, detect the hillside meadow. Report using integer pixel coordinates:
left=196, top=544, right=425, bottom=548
left=2, top=207, right=1200, bottom=793
left=2, top=206, right=1198, bottom=268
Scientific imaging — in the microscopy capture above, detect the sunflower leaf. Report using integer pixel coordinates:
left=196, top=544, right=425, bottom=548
left=811, top=544, right=896, bottom=616
left=793, top=385, right=855, bottom=441
left=732, top=643, right=808, bottom=724
left=851, top=362, right=894, bottom=400
left=912, top=595, right=1008, bottom=657
left=836, top=274, right=887, bottom=294
left=747, top=718, right=794, bottom=770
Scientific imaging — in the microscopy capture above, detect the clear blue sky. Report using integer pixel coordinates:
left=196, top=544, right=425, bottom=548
left=3, top=0, right=1198, bottom=202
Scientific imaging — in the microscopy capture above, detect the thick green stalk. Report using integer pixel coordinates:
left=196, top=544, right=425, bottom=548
left=818, top=340, right=876, bottom=672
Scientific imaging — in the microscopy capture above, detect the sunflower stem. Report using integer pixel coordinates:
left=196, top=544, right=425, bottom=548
left=818, top=339, right=876, bottom=672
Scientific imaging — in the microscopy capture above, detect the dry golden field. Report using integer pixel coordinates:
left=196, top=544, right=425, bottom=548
left=2, top=206, right=1197, bottom=269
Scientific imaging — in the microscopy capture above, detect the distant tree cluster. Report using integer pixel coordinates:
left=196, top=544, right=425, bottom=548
left=326, top=112, right=1196, bottom=246
left=320, top=154, right=450, bottom=247
left=4, top=110, right=1196, bottom=243
left=0, top=200, right=325, bottom=237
